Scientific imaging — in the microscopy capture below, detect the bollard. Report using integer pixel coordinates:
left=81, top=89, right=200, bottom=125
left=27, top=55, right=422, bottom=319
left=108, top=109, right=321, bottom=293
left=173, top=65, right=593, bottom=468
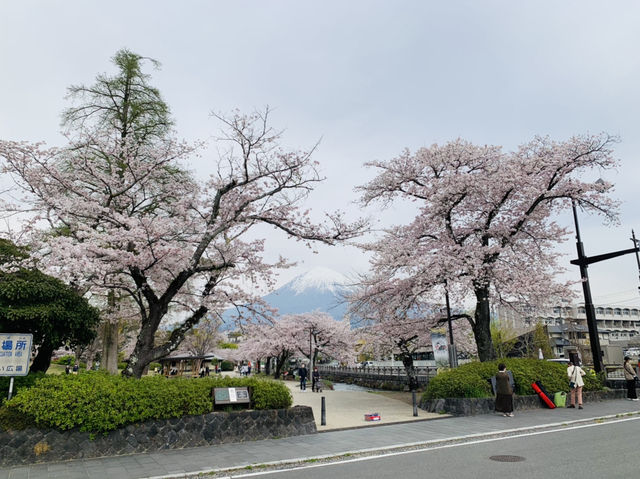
left=321, top=396, right=326, bottom=426
left=412, top=390, right=418, bottom=417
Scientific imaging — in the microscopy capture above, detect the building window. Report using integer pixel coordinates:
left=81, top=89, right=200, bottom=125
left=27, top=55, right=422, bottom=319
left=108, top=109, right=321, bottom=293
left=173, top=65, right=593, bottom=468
left=596, top=307, right=604, bottom=315
left=578, top=307, right=586, bottom=314
left=614, top=308, right=622, bottom=316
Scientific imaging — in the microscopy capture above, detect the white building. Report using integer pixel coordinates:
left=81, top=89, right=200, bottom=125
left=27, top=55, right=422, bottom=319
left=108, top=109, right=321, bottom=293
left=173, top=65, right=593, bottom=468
left=495, top=303, right=640, bottom=358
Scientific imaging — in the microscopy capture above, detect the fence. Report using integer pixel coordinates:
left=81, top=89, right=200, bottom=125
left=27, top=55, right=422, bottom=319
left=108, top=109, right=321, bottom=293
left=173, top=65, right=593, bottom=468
left=317, top=365, right=438, bottom=389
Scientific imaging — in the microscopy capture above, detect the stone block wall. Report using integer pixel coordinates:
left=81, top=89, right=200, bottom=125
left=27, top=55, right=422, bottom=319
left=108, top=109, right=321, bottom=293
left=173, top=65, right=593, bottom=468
left=420, top=388, right=629, bottom=416
left=0, top=406, right=316, bottom=467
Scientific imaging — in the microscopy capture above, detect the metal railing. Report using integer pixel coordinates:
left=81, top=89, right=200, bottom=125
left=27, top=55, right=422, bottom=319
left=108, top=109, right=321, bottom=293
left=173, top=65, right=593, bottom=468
left=317, top=364, right=438, bottom=379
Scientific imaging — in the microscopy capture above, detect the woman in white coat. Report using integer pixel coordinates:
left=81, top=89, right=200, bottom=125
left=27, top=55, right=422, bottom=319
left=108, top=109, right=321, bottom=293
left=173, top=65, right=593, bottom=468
left=567, top=361, right=586, bottom=409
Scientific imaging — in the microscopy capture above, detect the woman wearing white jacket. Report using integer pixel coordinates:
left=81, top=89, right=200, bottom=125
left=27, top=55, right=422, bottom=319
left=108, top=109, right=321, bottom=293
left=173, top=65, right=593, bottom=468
left=567, top=362, right=586, bottom=409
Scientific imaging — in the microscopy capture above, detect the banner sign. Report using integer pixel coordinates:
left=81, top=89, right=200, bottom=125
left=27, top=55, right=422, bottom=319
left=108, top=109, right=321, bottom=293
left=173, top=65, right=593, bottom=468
left=0, top=333, right=33, bottom=376
left=431, top=331, right=449, bottom=364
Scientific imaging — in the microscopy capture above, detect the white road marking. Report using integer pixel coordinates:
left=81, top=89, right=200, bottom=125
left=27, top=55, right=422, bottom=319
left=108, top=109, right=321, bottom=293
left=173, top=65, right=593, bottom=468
left=219, top=416, right=640, bottom=478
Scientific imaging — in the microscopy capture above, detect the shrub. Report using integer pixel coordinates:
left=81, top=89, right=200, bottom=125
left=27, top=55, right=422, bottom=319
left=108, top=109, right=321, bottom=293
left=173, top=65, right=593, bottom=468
left=423, top=358, right=603, bottom=400
left=220, top=360, right=234, bottom=371
left=4, top=372, right=291, bottom=433
left=52, top=355, right=75, bottom=365
left=0, top=372, right=47, bottom=405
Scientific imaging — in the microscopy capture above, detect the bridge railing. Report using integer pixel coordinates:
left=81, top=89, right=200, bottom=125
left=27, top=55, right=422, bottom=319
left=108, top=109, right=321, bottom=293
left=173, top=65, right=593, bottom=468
left=317, top=365, right=438, bottom=379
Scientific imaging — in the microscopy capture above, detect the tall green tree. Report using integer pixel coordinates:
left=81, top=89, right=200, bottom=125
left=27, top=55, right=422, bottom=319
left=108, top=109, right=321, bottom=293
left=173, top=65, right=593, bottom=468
left=0, top=240, right=100, bottom=372
left=61, top=49, right=180, bottom=373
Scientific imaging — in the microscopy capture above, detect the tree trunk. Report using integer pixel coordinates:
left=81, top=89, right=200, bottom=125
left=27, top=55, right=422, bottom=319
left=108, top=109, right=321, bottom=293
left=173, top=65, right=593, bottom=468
left=101, top=320, right=119, bottom=374
left=265, top=356, right=272, bottom=376
left=400, top=352, right=418, bottom=391
left=30, top=343, right=54, bottom=373
left=473, top=285, right=495, bottom=362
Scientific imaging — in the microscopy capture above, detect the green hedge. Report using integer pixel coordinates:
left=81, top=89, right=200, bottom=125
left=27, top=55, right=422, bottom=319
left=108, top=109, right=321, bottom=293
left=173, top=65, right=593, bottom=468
left=2, top=372, right=291, bottom=433
left=0, top=372, right=47, bottom=405
left=220, top=360, right=234, bottom=371
left=423, top=359, right=603, bottom=400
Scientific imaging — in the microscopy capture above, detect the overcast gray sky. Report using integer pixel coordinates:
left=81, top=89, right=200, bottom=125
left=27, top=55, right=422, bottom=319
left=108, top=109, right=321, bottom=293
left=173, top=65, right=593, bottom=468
left=1, top=1, right=639, bottom=306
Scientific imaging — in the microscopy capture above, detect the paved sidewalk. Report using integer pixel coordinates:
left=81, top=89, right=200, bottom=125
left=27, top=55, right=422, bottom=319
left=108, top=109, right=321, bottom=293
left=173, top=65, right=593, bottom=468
left=2, top=398, right=639, bottom=479
left=283, top=381, right=442, bottom=430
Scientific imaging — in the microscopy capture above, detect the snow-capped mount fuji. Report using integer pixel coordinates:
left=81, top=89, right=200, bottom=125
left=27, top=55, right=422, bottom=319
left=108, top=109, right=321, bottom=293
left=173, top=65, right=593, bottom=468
left=263, top=267, right=351, bottom=320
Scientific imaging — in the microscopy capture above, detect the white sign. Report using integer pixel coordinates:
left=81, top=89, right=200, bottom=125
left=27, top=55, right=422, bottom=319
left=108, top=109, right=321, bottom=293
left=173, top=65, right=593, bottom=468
left=431, top=332, right=449, bottom=365
left=0, top=333, right=33, bottom=376
left=228, top=387, right=238, bottom=402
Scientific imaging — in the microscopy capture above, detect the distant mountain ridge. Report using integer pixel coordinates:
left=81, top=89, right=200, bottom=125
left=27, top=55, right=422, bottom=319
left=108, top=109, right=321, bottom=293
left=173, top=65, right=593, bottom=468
left=263, top=267, right=351, bottom=319
left=221, top=267, right=351, bottom=326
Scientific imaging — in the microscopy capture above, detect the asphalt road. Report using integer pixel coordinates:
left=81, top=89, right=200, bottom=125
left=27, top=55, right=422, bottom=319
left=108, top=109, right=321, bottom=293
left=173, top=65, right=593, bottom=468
left=225, top=416, right=640, bottom=479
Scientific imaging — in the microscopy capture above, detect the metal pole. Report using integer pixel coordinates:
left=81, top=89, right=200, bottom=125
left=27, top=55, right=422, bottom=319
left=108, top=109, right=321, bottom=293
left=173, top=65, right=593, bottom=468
left=412, top=390, right=418, bottom=417
left=8, top=377, right=14, bottom=400
left=445, top=288, right=458, bottom=368
left=321, top=396, right=326, bottom=426
left=572, top=201, right=603, bottom=373
left=632, top=230, right=640, bottom=295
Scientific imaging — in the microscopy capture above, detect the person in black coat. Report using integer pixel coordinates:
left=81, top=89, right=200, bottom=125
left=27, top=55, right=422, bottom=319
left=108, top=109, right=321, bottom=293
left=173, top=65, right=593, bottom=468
left=311, top=367, right=320, bottom=392
left=298, top=364, right=308, bottom=391
left=495, top=363, right=514, bottom=417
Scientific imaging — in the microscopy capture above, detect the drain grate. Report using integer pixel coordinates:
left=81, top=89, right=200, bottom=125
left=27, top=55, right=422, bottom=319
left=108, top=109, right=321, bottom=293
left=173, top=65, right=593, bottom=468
left=489, top=455, right=526, bottom=462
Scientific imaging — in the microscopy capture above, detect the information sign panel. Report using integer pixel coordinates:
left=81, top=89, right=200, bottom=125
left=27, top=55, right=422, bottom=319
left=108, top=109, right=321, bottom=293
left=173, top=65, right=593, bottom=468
left=213, top=387, right=251, bottom=405
left=0, top=333, right=33, bottom=376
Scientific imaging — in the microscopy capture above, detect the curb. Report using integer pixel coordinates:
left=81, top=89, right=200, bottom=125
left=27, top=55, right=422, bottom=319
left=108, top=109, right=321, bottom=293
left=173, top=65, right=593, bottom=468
left=142, top=410, right=640, bottom=479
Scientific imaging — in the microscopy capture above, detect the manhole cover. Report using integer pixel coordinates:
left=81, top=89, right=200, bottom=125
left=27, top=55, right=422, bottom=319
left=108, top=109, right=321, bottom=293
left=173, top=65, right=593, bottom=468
left=489, top=455, right=526, bottom=462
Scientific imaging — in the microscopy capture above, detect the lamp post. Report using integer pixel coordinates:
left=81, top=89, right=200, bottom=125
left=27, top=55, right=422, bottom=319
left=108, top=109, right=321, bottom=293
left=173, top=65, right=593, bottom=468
left=570, top=200, right=640, bottom=373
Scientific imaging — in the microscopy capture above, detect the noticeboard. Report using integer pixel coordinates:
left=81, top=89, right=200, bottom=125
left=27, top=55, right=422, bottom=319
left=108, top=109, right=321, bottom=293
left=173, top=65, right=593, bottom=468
left=213, top=387, right=251, bottom=405
left=0, top=333, right=33, bottom=377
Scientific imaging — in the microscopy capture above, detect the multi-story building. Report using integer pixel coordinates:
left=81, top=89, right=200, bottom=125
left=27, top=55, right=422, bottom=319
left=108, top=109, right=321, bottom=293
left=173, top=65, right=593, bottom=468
left=495, top=303, right=640, bottom=359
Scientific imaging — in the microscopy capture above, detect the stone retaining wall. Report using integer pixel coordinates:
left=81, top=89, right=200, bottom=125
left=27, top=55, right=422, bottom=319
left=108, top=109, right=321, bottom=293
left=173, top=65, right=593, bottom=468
left=420, top=389, right=629, bottom=416
left=0, top=406, right=316, bottom=467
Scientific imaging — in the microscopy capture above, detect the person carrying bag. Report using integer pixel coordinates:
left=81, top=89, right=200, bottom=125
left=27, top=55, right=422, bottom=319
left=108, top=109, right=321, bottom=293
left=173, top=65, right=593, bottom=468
left=567, top=362, right=585, bottom=409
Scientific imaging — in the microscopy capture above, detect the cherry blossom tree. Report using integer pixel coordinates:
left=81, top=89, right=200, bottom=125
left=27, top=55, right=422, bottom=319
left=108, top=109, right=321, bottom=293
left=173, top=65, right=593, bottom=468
left=0, top=108, right=366, bottom=378
left=239, top=321, right=296, bottom=379
left=240, top=312, right=356, bottom=376
left=357, top=135, right=618, bottom=361
left=349, top=287, right=476, bottom=389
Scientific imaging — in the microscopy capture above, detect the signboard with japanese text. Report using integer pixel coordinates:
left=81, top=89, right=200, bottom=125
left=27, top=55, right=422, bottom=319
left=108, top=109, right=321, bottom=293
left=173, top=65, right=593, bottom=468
left=0, top=333, right=33, bottom=376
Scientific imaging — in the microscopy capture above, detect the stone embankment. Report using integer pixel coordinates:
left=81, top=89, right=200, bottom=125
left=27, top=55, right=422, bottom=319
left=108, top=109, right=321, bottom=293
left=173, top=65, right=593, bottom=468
left=0, top=406, right=316, bottom=467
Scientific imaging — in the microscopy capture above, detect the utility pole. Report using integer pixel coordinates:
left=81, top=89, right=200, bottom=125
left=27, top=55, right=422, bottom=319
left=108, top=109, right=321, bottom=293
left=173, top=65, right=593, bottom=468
left=570, top=201, right=639, bottom=373
left=445, top=287, right=458, bottom=368
left=631, top=230, right=640, bottom=296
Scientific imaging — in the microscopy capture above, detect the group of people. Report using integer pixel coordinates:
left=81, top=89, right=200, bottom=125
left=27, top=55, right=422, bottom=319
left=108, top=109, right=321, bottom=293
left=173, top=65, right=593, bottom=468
left=297, top=364, right=321, bottom=392
left=239, top=361, right=252, bottom=376
left=495, top=356, right=640, bottom=417
left=64, top=363, right=79, bottom=374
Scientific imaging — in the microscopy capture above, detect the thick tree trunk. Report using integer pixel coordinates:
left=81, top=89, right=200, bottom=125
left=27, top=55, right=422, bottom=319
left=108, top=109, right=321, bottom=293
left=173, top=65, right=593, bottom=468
left=473, top=285, right=496, bottom=362
left=273, top=351, right=290, bottom=379
left=30, top=343, right=54, bottom=373
left=101, top=320, right=119, bottom=374
left=265, top=356, right=272, bottom=376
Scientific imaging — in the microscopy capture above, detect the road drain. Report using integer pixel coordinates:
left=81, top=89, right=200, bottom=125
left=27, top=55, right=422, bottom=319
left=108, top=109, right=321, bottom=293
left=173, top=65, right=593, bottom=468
left=489, top=455, right=526, bottom=462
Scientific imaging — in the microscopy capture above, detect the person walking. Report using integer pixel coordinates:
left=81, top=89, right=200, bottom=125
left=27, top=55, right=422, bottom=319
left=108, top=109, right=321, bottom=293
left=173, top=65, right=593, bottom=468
left=298, top=364, right=308, bottom=391
left=311, top=366, right=320, bottom=392
left=494, top=363, right=514, bottom=417
left=567, top=361, right=586, bottom=409
left=623, top=356, right=638, bottom=401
